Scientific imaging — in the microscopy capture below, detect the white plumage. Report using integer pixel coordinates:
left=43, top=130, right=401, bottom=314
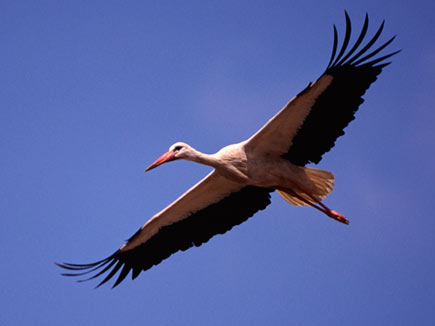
left=57, top=12, right=399, bottom=287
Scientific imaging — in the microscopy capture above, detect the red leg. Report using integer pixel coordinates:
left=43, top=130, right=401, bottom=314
left=313, top=199, right=349, bottom=225
left=278, top=186, right=349, bottom=225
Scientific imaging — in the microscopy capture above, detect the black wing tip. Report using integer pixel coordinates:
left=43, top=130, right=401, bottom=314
left=325, top=12, right=398, bottom=73
left=56, top=252, right=128, bottom=288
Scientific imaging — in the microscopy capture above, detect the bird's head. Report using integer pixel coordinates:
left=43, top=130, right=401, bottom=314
left=145, top=142, right=194, bottom=172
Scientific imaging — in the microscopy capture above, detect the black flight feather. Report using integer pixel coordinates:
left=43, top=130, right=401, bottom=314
left=283, top=12, right=399, bottom=166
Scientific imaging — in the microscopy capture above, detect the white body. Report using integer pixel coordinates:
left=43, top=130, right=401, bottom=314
left=189, top=141, right=318, bottom=192
left=122, top=76, right=338, bottom=250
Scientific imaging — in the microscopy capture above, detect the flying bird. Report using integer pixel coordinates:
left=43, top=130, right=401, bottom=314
left=57, top=12, right=399, bottom=288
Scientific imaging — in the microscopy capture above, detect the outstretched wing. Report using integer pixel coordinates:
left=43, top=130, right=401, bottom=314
left=246, top=12, right=399, bottom=166
left=57, top=171, right=272, bottom=288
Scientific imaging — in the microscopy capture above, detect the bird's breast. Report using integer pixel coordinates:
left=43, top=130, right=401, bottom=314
left=213, top=144, right=250, bottom=183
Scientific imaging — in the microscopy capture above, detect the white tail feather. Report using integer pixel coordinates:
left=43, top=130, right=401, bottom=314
left=277, top=167, right=334, bottom=207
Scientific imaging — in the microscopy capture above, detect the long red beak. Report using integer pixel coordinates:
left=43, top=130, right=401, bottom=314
left=145, top=151, right=176, bottom=172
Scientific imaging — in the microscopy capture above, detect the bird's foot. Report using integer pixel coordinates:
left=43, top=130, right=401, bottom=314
left=328, top=210, right=349, bottom=225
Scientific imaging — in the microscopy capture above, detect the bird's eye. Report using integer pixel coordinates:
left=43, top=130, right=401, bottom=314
left=174, top=146, right=183, bottom=152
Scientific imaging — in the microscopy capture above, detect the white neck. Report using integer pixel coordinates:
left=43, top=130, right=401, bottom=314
left=185, top=148, right=220, bottom=168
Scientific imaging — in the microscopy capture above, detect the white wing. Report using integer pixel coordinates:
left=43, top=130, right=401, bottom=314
left=121, top=170, right=245, bottom=251
left=57, top=170, right=272, bottom=287
left=245, top=75, right=333, bottom=156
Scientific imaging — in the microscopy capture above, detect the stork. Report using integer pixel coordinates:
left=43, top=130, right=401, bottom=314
left=57, top=12, right=399, bottom=288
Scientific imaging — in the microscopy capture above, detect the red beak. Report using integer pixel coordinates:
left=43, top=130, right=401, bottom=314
left=145, top=151, right=176, bottom=172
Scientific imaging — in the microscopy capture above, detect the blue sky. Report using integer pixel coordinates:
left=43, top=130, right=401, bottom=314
left=2, top=0, right=435, bottom=325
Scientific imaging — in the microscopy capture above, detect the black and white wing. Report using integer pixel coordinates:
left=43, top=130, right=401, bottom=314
left=57, top=171, right=272, bottom=288
left=246, top=12, right=399, bottom=166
